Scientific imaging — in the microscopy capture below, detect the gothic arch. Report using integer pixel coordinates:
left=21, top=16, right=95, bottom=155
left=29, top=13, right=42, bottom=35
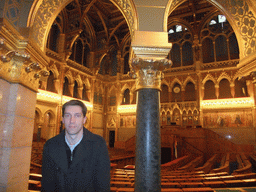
left=170, top=77, right=182, bottom=90
left=74, top=74, right=83, bottom=88
left=121, top=83, right=131, bottom=93
left=35, top=107, right=43, bottom=123
left=202, top=73, right=217, bottom=85
left=166, top=0, right=256, bottom=58
left=217, top=72, right=232, bottom=84
left=64, top=70, right=74, bottom=85
left=26, top=0, right=137, bottom=51
left=109, top=85, right=117, bottom=95
left=83, top=78, right=91, bottom=90
left=184, top=76, right=197, bottom=90
left=48, top=64, right=60, bottom=79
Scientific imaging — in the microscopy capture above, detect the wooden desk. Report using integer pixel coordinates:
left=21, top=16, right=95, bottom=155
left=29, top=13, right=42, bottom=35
left=117, top=188, right=134, bottom=192
left=182, top=187, right=214, bottom=192
left=161, top=182, right=181, bottom=188
left=179, top=182, right=204, bottom=188
left=203, top=181, right=226, bottom=188
left=223, top=179, right=244, bottom=187
left=161, top=189, right=183, bottom=192
left=111, top=181, right=132, bottom=188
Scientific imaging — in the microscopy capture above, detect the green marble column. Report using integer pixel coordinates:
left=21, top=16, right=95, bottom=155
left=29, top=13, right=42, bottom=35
left=131, top=58, right=172, bottom=192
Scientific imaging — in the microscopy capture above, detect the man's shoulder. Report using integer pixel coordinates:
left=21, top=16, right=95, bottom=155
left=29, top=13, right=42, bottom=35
left=83, top=128, right=106, bottom=143
left=44, top=132, right=64, bottom=147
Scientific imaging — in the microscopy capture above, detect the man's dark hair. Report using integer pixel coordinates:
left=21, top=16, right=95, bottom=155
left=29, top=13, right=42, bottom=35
left=62, top=99, right=87, bottom=117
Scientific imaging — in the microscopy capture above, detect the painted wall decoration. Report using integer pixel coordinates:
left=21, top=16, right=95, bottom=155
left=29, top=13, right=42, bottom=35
left=120, top=115, right=136, bottom=128
left=107, top=115, right=116, bottom=128
left=203, top=110, right=253, bottom=128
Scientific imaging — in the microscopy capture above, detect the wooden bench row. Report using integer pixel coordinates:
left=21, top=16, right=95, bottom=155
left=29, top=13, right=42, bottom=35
left=233, top=153, right=252, bottom=175
left=211, top=153, right=230, bottom=173
left=110, top=178, right=256, bottom=191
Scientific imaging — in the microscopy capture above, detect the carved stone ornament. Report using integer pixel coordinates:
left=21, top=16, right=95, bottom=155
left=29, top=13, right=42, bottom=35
left=130, top=58, right=172, bottom=90
left=0, top=49, right=49, bottom=91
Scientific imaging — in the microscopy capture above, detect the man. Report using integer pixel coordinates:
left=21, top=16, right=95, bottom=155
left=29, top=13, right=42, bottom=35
left=41, top=99, right=110, bottom=192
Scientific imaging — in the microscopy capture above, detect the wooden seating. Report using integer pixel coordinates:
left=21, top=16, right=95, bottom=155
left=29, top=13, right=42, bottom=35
left=233, top=153, right=252, bottom=175
left=161, top=155, right=190, bottom=171
left=223, top=179, right=244, bottom=187
left=111, top=181, right=133, bottom=188
left=111, top=187, right=118, bottom=192
left=211, top=153, right=230, bottom=174
left=161, top=182, right=181, bottom=188
left=204, top=176, right=221, bottom=181
left=233, top=172, right=256, bottom=180
left=161, top=189, right=183, bottom=192
left=179, top=182, right=204, bottom=188
left=195, top=154, right=218, bottom=173
left=242, top=178, right=256, bottom=187
left=203, top=181, right=226, bottom=188
left=28, top=180, right=41, bottom=190
left=29, top=173, right=42, bottom=181
left=117, top=188, right=134, bottom=192
left=182, top=187, right=215, bottom=192
left=177, top=156, right=204, bottom=172
left=111, top=177, right=131, bottom=182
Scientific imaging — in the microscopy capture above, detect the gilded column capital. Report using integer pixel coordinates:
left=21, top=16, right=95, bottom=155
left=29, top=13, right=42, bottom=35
left=130, top=58, right=172, bottom=91
left=0, top=46, right=49, bottom=91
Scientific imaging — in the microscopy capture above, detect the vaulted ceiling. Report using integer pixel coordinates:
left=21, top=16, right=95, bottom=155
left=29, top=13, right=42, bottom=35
left=53, top=0, right=218, bottom=52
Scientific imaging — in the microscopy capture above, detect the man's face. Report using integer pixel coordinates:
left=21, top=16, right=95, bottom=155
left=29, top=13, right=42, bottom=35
left=62, top=105, right=87, bottom=136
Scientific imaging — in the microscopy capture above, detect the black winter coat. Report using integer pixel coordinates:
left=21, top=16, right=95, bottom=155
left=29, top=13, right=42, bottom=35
left=41, top=128, right=110, bottom=192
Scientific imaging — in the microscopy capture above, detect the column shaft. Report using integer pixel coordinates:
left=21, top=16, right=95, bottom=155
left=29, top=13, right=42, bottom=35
left=135, top=88, right=161, bottom=192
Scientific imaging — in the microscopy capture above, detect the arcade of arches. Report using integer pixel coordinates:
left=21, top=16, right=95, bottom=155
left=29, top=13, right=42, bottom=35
left=1, top=0, right=256, bottom=191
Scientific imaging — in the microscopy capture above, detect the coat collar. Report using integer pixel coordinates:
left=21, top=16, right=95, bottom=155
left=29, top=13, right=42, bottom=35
left=56, top=127, right=96, bottom=172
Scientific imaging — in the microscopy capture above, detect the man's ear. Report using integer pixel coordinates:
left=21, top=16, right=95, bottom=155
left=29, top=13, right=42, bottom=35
left=83, top=116, right=87, bottom=124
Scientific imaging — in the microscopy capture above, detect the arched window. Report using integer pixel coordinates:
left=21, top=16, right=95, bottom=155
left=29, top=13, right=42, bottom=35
left=234, top=78, right=248, bottom=97
left=131, top=91, right=137, bottom=104
left=83, top=44, right=90, bottom=67
left=229, top=33, right=239, bottom=59
left=215, top=35, right=228, bottom=61
left=160, top=84, right=169, bottom=103
left=168, top=24, right=193, bottom=67
left=219, top=78, right=232, bottom=99
left=73, top=81, right=79, bottom=98
left=202, top=38, right=214, bottom=63
left=122, top=89, right=130, bottom=104
left=204, top=80, right=216, bottom=99
left=124, top=53, right=130, bottom=74
left=109, top=88, right=116, bottom=106
left=182, top=111, right=187, bottom=125
left=182, top=41, right=193, bottom=66
left=170, top=44, right=181, bottom=67
left=185, top=82, right=196, bottom=101
left=47, top=23, right=60, bottom=52
left=75, top=39, right=83, bottom=64
left=98, top=93, right=103, bottom=105
left=171, top=83, right=182, bottom=102
left=201, top=14, right=239, bottom=63
left=82, top=84, right=89, bottom=101
left=111, top=50, right=118, bottom=76
left=63, top=77, right=70, bottom=96
left=173, top=108, right=180, bottom=125
left=94, top=92, right=98, bottom=104
left=46, top=71, right=56, bottom=93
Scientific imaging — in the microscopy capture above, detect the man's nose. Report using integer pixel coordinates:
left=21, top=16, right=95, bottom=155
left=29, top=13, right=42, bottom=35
left=70, top=115, right=76, bottom=123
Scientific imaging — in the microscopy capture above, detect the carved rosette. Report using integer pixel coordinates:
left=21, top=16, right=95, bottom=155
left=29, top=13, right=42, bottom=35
left=130, top=58, right=172, bottom=91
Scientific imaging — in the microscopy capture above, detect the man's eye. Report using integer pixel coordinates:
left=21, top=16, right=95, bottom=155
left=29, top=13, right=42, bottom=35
left=75, top=114, right=82, bottom=118
left=64, top=114, right=70, bottom=118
